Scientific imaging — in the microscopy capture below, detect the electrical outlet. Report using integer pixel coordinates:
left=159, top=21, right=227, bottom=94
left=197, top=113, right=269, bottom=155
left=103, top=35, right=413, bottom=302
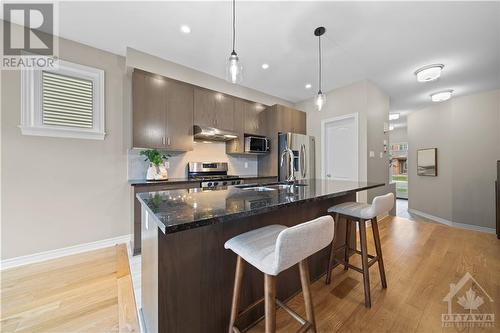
left=369, top=151, right=375, bottom=158
left=164, top=161, right=170, bottom=169
left=380, top=152, right=383, bottom=158
left=244, top=162, right=248, bottom=168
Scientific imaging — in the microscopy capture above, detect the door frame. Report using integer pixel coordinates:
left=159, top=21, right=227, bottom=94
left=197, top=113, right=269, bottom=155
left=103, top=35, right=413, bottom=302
left=321, top=113, right=359, bottom=181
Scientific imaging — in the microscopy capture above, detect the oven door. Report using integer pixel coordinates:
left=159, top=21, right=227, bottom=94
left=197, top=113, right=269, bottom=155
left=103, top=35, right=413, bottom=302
left=245, top=136, right=270, bottom=153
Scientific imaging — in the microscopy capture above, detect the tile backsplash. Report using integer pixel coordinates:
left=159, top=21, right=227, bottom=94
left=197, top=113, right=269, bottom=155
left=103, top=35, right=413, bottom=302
left=128, top=141, right=259, bottom=180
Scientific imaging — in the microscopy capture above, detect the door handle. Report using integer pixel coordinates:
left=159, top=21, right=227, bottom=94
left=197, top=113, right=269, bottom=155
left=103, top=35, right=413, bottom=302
left=301, top=144, right=307, bottom=178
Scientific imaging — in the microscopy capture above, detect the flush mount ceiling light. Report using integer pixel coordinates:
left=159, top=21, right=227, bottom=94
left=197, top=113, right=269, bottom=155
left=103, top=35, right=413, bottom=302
left=389, top=113, right=400, bottom=121
left=180, top=25, right=191, bottom=34
left=314, top=26, right=326, bottom=111
left=261, top=63, right=269, bottom=69
left=225, top=0, right=243, bottom=84
left=431, top=89, right=454, bottom=102
left=414, top=64, right=444, bottom=82
left=305, top=83, right=312, bottom=89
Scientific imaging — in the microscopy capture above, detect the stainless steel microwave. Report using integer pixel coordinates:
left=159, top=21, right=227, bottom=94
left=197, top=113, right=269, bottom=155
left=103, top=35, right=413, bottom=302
left=244, top=136, right=270, bottom=153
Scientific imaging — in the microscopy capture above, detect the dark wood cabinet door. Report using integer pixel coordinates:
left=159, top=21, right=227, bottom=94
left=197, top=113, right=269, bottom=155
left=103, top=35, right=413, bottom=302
left=214, top=94, right=234, bottom=131
left=133, top=71, right=166, bottom=148
left=226, top=99, right=245, bottom=153
left=166, top=80, right=194, bottom=151
left=292, top=109, right=307, bottom=134
left=194, top=88, right=216, bottom=127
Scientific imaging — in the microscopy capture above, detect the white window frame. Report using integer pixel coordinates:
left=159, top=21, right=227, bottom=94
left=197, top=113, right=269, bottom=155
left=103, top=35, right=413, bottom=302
left=20, top=60, right=106, bottom=140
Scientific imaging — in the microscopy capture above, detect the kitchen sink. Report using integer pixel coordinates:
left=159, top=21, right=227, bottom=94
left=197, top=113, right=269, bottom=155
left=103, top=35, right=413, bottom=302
left=241, top=186, right=276, bottom=192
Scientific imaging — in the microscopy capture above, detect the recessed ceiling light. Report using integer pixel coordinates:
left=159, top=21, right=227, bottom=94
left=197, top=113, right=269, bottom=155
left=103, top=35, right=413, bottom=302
left=389, top=113, right=400, bottom=121
left=305, top=83, right=312, bottom=89
left=180, top=25, right=191, bottom=34
left=415, top=64, right=444, bottom=82
left=430, top=90, right=453, bottom=102
left=261, top=63, right=269, bottom=69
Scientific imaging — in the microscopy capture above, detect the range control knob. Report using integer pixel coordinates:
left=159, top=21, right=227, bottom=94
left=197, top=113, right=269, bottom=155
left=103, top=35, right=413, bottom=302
left=222, top=181, right=227, bottom=186
left=207, top=182, right=213, bottom=187
left=213, top=182, right=218, bottom=186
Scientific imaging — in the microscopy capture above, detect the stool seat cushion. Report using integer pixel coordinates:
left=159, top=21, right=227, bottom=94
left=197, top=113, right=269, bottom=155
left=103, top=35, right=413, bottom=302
left=328, top=193, right=395, bottom=220
left=225, top=225, right=287, bottom=276
left=328, top=202, right=376, bottom=219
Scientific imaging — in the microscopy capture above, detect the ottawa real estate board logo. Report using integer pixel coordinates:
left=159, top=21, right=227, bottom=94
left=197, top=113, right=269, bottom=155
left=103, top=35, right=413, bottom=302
left=2, top=2, right=58, bottom=70
left=442, top=272, right=495, bottom=328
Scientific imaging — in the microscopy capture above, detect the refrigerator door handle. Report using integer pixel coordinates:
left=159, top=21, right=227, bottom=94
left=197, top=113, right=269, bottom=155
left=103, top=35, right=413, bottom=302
left=301, top=144, right=306, bottom=178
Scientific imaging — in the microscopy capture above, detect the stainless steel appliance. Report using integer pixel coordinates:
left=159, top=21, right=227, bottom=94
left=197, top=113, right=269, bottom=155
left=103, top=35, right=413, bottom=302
left=188, top=162, right=242, bottom=188
left=278, top=133, right=315, bottom=182
left=244, top=136, right=270, bottom=154
left=193, top=125, right=239, bottom=142
left=496, top=160, right=499, bottom=239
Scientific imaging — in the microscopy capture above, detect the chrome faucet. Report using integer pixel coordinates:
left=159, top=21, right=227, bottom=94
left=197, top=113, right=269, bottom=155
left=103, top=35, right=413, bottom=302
left=280, top=148, right=295, bottom=182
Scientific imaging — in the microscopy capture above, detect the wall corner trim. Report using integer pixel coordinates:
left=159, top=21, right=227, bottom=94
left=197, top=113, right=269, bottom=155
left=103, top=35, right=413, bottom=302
left=408, top=209, right=496, bottom=234
left=0, top=234, right=132, bottom=271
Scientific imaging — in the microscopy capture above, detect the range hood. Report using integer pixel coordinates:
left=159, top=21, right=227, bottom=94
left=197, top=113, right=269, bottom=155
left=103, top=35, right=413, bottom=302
left=193, top=125, right=239, bottom=142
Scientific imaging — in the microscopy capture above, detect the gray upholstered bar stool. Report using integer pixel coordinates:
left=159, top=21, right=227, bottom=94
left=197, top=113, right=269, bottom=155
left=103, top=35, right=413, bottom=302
left=325, top=193, right=394, bottom=308
left=225, top=216, right=335, bottom=333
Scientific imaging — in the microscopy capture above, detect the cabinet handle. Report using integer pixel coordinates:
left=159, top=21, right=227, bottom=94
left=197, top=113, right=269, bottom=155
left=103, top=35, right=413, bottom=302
left=167, top=137, right=171, bottom=145
left=162, top=137, right=165, bottom=145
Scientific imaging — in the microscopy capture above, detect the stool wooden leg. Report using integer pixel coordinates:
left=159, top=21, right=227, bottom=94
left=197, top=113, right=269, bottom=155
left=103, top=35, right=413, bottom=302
left=358, top=219, right=371, bottom=308
left=264, top=274, right=276, bottom=333
left=343, top=218, right=351, bottom=271
left=371, top=217, right=387, bottom=288
left=299, top=259, right=316, bottom=333
left=325, top=213, right=340, bottom=285
left=228, top=256, right=245, bottom=333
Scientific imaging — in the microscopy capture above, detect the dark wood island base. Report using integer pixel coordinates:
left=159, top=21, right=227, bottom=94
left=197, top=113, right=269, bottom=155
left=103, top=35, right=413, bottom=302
left=141, top=192, right=357, bottom=333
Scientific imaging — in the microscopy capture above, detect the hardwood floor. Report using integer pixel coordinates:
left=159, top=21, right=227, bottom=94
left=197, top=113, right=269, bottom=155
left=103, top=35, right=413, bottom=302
left=247, top=217, right=500, bottom=333
left=1, top=217, right=498, bottom=333
left=0, top=244, right=139, bottom=333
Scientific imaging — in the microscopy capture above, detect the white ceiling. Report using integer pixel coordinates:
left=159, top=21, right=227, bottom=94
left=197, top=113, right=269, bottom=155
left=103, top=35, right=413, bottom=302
left=13, top=1, right=500, bottom=112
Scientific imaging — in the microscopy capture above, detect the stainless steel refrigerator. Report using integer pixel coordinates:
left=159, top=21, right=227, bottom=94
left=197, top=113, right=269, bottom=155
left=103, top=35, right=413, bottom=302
left=278, top=133, right=315, bottom=181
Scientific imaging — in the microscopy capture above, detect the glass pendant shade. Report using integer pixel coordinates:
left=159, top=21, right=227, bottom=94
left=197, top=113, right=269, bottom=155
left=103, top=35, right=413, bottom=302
left=315, top=90, right=326, bottom=111
left=226, top=51, right=243, bottom=84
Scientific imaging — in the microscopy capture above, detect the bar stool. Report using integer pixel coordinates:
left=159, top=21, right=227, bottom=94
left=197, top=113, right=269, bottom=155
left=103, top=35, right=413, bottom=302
left=225, top=216, right=335, bottom=333
left=325, top=193, right=394, bottom=308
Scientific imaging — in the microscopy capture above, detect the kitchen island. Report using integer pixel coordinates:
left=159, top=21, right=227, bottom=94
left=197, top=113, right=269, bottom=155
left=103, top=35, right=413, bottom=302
left=137, top=179, right=385, bottom=333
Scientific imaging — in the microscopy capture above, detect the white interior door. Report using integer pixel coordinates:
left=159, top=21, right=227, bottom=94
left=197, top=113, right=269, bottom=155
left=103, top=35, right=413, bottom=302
left=322, top=114, right=358, bottom=181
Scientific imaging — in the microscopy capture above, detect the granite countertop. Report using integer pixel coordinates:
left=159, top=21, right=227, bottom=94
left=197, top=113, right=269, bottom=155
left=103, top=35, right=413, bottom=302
left=136, top=179, right=384, bottom=234
left=129, top=175, right=277, bottom=186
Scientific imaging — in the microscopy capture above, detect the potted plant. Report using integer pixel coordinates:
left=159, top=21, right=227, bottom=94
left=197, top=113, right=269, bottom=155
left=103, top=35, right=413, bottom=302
left=140, top=149, right=170, bottom=180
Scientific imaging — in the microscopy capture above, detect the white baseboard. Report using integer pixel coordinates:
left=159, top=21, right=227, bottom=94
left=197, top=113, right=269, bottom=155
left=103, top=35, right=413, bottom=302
left=1, top=234, right=132, bottom=270
left=408, top=209, right=496, bottom=234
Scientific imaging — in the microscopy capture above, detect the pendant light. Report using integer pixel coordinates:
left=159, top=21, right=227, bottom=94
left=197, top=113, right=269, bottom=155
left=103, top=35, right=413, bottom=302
left=226, top=0, right=243, bottom=84
left=314, top=27, right=326, bottom=111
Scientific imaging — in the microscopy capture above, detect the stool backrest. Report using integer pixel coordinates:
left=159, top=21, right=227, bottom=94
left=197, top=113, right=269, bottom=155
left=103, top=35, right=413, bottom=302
left=372, top=193, right=395, bottom=217
left=274, top=215, right=334, bottom=274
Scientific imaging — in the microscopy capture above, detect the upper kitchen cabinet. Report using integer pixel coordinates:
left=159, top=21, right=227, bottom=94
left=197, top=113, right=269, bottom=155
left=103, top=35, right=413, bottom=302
left=132, top=70, right=194, bottom=151
left=244, top=102, right=266, bottom=136
left=226, top=98, right=246, bottom=154
left=194, top=88, right=234, bottom=131
left=133, top=70, right=166, bottom=149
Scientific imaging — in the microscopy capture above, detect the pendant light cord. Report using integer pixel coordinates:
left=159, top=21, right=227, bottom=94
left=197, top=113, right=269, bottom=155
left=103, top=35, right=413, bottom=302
left=318, top=35, right=322, bottom=92
left=232, top=0, right=236, bottom=53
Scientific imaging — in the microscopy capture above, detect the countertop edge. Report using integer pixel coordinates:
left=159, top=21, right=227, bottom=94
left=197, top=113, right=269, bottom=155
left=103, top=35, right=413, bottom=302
left=137, top=182, right=384, bottom=235
left=129, top=175, right=278, bottom=186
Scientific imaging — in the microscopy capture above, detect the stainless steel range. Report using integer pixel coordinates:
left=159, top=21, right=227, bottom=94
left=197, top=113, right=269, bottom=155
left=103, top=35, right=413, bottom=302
left=188, top=162, right=242, bottom=188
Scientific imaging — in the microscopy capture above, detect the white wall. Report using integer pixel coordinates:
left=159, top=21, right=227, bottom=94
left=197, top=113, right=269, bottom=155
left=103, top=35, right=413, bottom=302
left=408, top=89, right=500, bottom=228
left=389, top=127, right=408, bottom=144
left=295, top=80, right=390, bottom=202
left=128, top=142, right=258, bottom=180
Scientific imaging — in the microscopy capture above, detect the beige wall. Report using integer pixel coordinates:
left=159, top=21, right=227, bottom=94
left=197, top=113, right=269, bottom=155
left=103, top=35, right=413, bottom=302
left=408, top=89, right=500, bottom=228
left=126, top=47, right=293, bottom=108
left=295, top=80, right=390, bottom=203
left=1, top=33, right=292, bottom=260
left=389, top=127, right=408, bottom=144
left=1, top=37, right=131, bottom=259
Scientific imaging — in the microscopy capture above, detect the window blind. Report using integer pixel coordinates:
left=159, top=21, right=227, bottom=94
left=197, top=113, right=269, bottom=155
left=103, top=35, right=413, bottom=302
left=42, top=71, right=94, bottom=128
